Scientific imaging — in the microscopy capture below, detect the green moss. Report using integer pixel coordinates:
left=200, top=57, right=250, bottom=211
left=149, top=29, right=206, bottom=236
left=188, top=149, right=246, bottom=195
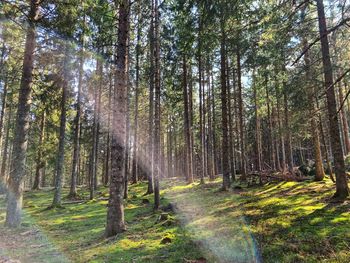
left=2, top=177, right=349, bottom=262
left=11, top=183, right=203, bottom=263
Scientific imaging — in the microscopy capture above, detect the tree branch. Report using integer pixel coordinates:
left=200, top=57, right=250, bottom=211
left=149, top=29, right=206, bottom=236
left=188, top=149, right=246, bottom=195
left=292, top=17, right=350, bottom=66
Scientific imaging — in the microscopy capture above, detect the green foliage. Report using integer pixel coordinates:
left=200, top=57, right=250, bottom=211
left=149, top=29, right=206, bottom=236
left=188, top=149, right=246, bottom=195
left=344, top=155, right=350, bottom=171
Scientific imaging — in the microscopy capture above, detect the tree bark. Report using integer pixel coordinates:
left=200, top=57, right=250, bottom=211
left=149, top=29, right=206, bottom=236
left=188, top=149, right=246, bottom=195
left=182, top=54, right=194, bottom=184
left=301, top=6, right=325, bottom=181
left=52, top=47, right=69, bottom=207
left=104, top=68, right=113, bottom=186
left=0, top=95, right=12, bottom=193
left=220, top=19, right=230, bottom=190
left=146, top=0, right=155, bottom=195
left=69, top=43, right=84, bottom=198
left=316, top=0, right=349, bottom=198
left=236, top=46, right=246, bottom=179
left=105, top=0, right=129, bottom=237
left=253, top=71, right=262, bottom=172
left=282, top=62, right=294, bottom=171
left=32, top=110, right=46, bottom=190
left=5, top=0, right=39, bottom=227
left=153, top=0, right=161, bottom=208
left=131, top=7, right=141, bottom=184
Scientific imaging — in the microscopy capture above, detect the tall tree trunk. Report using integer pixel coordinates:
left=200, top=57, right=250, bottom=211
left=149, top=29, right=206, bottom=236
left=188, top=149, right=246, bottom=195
left=69, top=43, right=84, bottom=198
left=282, top=62, right=294, bottom=171
left=188, top=64, right=195, bottom=179
left=0, top=74, right=8, bottom=193
left=131, top=8, right=141, bottom=184
left=206, top=66, right=215, bottom=180
left=316, top=0, right=349, bottom=198
left=105, top=0, right=129, bottom=237
left=265, top=74, right=276, bottom=170
left=104, top=68, right=113, bottom=186
left=0, top=95, right=12, bottom=193
left=146, top=0, right=155, bottom=195
left=52, top=46, right=69, bottom=207
left=32, top=111, right=46, bottom=190
left=253, top=71, right=261, bottom=172
left=95, top=63, right=103, bottom=190
left=182, top=54, right=194, bottom=184
left=302, top=6, right=325, bottom=181
left=153, top=0, right=161, bottom=208
left=89, top=59, right=101, bottom=200
left=274, top=73, right=286, bottom=171
left=317, top=97, right=335, bottom=182
left=198, top=12, right=205, bottom=183
left=5, top=0, right=39, bottom=228
left=124, top=40, right=131, bottom=200
left=338, top=85, right=350, bottom=155
left=210, top=66, right=218, bottom=176
left=228, top=63, right=236, bottom=181
left=236, top=46, right=246, bottom=179
left=220, top=19, right=230, bottom=190
left=0, top=75, right=8, bottom=146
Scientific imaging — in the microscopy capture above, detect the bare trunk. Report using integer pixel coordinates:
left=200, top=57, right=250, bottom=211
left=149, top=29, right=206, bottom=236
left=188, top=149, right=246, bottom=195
left=104, top=69, right=113, bottom=186
left=265, top=74, right=275, bottom=170
left=316, top=0, right=348, bottom=198
left=182, top=54, right=193, bottom=184
left=69, top=43, right=84, bottom=198
left=253, top=71, right=261, bottom=172
left=52, top=46, right=69, bottom=207
left=153, top=0, right=161, bottom=208
left=236, top=47, right=246, bottom=179
left=0, top=95, right=12, bottom=193
left=282, top=63, right=294, bottom=171
left=105, top=0, right=129, bottom=237
left=32, top=111, right=46, bottom=190
left=220, top=20, right=230, bottom=190
left=146, top=0, right=155, bottom=195
left=338, top=86, right=350, bottom=155
left=131, top=8, right=141, bottom=184
left=302, top=6, right=325, bottom=181
left=6, top=0, right=39, bottom=227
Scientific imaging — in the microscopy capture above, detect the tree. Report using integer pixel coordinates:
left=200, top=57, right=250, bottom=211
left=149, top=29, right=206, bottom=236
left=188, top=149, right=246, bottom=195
left=69, top=27, right=85, bottom=199
left=220, top=13, right=230, bottom=190
left=5, top=0, right=40, bottom=227
left=316, top=0, right=349, bottom=199
left=105, top=0, right=130, bottom=237
left=52, top=46, right=69, bottom=207
left=153, top=0, right=161, bottom=208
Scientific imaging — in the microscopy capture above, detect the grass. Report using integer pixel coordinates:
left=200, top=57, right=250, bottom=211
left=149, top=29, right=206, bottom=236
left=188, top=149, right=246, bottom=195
left=1, top=178, right=350, bottom=263
left=165, top=178, right=350, bottom=263
left=0, top=183, right=203, bottom=263
left=239, top=179, right=350, bottom=263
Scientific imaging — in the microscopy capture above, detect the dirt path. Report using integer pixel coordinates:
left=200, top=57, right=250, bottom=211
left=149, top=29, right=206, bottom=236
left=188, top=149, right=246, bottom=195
left=164, top=180, right=261, bottom=263
left=0, top=195, right=69, bottom=263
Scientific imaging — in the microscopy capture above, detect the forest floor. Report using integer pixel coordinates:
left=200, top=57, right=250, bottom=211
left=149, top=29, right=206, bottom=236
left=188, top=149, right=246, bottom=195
left=0, top=178, right=349, bottom=263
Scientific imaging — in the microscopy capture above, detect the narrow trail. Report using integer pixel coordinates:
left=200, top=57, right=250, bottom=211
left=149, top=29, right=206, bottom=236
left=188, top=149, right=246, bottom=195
left=164, top=180, right=261, bottom=263
left=0, top=195, right=69, bottom=263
